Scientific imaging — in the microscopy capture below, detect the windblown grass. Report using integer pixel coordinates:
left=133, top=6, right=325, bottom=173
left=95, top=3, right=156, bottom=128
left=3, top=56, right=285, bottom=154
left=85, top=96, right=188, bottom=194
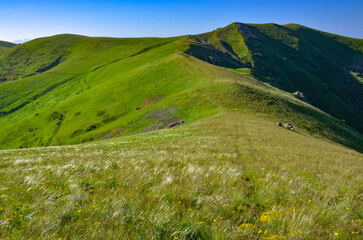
left=0, top=112, right=361, bottom=239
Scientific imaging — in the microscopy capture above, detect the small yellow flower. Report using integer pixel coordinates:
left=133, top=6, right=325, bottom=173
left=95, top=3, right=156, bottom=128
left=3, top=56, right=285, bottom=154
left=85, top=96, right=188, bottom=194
left=334, top=232, right=338, bottom=236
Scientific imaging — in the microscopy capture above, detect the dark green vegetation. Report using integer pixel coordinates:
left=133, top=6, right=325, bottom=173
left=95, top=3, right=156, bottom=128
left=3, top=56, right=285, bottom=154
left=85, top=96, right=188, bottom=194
left=0, top=41, right=15, bottom=54
left=188, top=23, right=363, bottom=133
left=0, top=23, right=362, bottom=239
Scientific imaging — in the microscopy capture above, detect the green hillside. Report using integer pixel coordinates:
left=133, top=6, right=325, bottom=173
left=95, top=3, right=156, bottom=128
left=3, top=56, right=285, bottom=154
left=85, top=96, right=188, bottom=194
left=0, top=23, right=362, bottom=239
left=0, top=40, right=16, bottom=54
left=187, top=23, right=363, bottom=133
left=0, top=25, right=362, bottom=152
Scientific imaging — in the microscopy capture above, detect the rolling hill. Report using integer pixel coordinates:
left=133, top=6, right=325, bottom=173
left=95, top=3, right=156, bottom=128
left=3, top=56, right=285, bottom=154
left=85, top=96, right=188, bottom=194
left=0, top=40, right=16, bottom=54
left=0, top=23, right=362, bottom=152
left=0, top=23, right=362, bottom=239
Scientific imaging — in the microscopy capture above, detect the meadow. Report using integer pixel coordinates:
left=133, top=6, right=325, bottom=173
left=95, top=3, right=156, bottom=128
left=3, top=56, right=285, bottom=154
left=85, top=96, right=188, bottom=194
left=0, top=23, right=362, bottom=239
left=0, top=112, right=362, bottom=239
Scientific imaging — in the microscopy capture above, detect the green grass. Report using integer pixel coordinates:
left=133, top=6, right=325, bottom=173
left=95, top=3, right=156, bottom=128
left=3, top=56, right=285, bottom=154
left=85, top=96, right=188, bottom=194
left=0, top=41, right=15, bottom=55
left=188, top=23, right=363, bottom=133
left=0, top=23, right=362, bottom=239
left=0, top=112, right=361, bottom=239
left=0, top=31, right=362, bottom=151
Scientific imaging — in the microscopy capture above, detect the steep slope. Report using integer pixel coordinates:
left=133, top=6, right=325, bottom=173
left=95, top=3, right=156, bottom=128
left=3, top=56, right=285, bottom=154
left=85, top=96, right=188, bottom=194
left=0, top=26, right=362, bottom=152
left=186, top=23, right=363, bottom=133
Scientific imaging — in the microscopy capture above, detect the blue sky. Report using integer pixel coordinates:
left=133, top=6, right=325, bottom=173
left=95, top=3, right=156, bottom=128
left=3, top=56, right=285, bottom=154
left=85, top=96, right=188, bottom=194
left=0, top=0, right=362, bottom=42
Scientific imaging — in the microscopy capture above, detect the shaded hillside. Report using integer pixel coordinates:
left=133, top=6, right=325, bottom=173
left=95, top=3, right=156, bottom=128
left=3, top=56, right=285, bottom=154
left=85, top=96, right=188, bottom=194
left=0, top=40, right=16, bottom=54
left=186, top=23, right=363, bottom=133
left=0, top=25, right=362, bottom=152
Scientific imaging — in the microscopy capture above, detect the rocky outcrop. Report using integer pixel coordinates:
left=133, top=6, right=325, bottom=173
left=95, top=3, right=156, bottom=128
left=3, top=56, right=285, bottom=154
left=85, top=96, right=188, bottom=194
left=168, top=120, right=184, bottom=128
left=293, top=91, right=307, bottom=102
left=277, top=122, right=295, bottom=131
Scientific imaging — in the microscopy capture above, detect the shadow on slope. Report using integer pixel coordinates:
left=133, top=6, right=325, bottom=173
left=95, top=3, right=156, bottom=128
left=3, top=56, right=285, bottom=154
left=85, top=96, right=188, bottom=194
left=185, top=23, right=363, bottom=134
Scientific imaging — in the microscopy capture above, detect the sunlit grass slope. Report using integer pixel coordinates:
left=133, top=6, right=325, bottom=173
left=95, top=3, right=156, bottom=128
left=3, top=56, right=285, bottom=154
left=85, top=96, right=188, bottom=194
left=0, top=112, right=361, bottom=239
left=0, top=31, right=362, bottom=151
left=0, top=36, right=216, bottom=148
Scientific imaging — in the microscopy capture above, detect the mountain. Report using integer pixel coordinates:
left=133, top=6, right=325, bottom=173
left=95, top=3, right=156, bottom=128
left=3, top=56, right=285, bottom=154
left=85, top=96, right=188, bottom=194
left=187, top=23, right=363, bottom=133
left=0, top=24, right=362, bottom=239
left=0, top=24, right=362, bottom=152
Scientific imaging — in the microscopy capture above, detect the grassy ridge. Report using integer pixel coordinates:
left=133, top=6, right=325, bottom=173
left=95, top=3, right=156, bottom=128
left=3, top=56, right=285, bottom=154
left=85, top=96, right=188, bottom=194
left=0, top=31, right=362, bottom=151
left=0, top=112, right=361, bottom=239
left=0, top=35, right=84, bottom=81
left=187, top=23, right=363, bottom=133
left=0, top=36, right=218, bottom=149
left=0, top=23, right=362, bottom=152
